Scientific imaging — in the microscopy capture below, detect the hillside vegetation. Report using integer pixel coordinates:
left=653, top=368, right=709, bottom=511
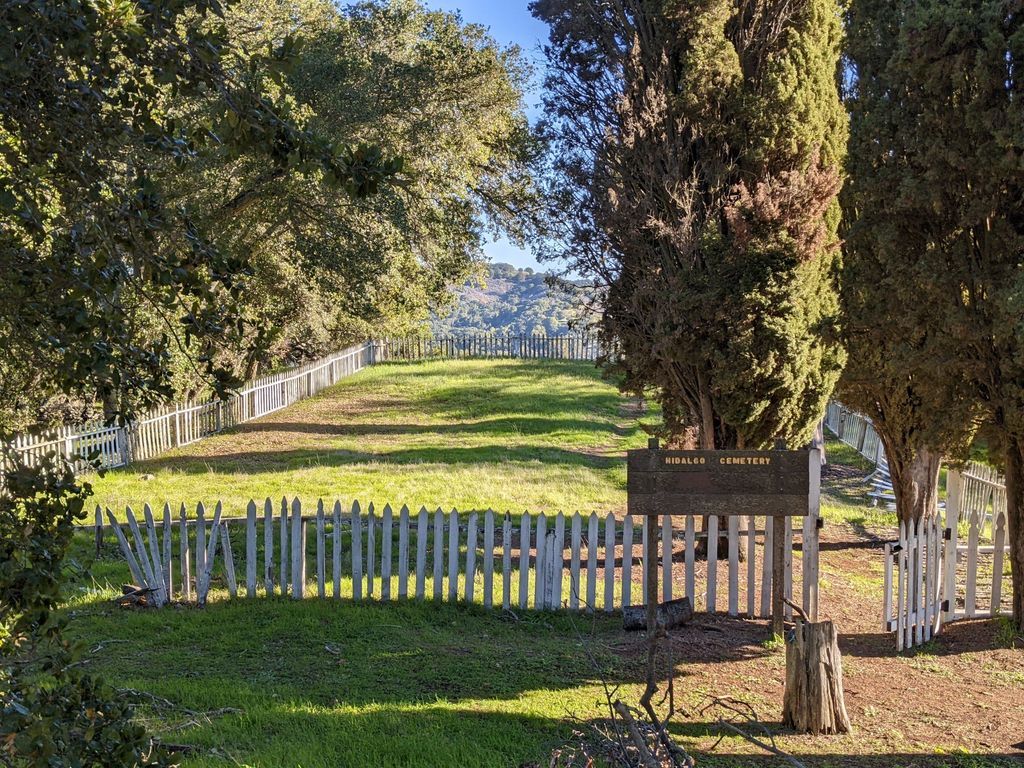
left=431, top=262, right=590, bottom=335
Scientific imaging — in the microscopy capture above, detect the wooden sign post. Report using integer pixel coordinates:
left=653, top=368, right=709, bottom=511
left=627, top=444, right=819, bottom=637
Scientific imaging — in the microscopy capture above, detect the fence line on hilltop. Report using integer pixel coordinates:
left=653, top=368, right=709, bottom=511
left=374, top=333, right=603, bottom=362
left=7, top=335, right=603, bottom=472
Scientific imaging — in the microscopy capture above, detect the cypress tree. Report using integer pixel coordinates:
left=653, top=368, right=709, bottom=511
left=841, top=0, right=1024, bottom=628
left=534, top=0, right=847, bottom=452
left=839, top=0, right=981, bottom=524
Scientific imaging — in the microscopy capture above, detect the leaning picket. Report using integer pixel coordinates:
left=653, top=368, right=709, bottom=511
left=179, top=504, right=191, bottom=602
left=162, top=503, right=173, bottom=600
left=221, top=523, right=237, bottom=599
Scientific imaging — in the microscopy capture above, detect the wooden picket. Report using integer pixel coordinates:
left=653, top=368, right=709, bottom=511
left=102, top=500, right=820, bottom=622
left=883, top=516, right=944, bottom=651
left=883, top=463, right=1014, bottom=650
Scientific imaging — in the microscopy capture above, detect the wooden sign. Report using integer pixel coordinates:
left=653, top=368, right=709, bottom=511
left=627, top=449, right=813, bottom=517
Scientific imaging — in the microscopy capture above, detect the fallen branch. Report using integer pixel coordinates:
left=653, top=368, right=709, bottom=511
left=698, top=695, right=806, bottom=768
left=612, top=701, right=660, bottom=768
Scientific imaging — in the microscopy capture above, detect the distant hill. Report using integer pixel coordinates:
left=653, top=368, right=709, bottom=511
left=432, top=262, right=591, bottom=335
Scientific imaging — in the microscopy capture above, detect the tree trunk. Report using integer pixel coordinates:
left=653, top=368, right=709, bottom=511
left=623, top=596, right=693, bottom=631
left=694, top=380, right=732, bottom=558
left=1005, top=436, right=1024, bottom=633
left=782, top=617, right=851, bottom=734
left=887, top=444, right=942, bottom=523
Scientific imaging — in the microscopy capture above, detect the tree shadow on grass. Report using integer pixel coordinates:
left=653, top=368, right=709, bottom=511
left=65, top=588, right=1019, bottom=766
left=131, top=445, right=625, bottom=475
left=231, top=414, right=633, bottom=439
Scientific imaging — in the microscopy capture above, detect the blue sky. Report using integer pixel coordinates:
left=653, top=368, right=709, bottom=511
left=424, top=1, right=551, bottom=271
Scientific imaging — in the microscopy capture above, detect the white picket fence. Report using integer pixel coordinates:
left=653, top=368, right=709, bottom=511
left=9, top=343, right=375, bottom=472
left=8, top=335, right=604, bottom=474
left=882, top=462, right=1012, bottom=649
left=943, top=463, right=1011, bottom=621
left=375, top=333, right=602, bottom=362
left=824, top=401, right=885, bottom=468
left=99, top=501, right=821, bottom=618
left=883, top=516, right=945, bottom=651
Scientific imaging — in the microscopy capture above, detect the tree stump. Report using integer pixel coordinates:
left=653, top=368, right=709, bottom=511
left=782, top=618, right=851, bottom=734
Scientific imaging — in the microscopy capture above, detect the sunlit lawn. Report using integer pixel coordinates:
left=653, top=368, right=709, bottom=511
left=66, top=361, right=985, bottom=767
left=88, top=359, right=654, bottom=520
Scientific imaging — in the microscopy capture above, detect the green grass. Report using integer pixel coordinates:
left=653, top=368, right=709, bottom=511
left=64, top=577, right=638, bottom=768
left=63, top=364, right=1021, bottom=767
left=89, top=359, right=656, bottom=519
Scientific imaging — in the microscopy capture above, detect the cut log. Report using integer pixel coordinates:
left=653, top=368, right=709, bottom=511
left=782, top=617, right=852, bottom=734
left=622, top=596, right=693, bottom=631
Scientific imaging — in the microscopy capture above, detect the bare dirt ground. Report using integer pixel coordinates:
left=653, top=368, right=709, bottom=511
left=613, top=520, right=1024, bottom=766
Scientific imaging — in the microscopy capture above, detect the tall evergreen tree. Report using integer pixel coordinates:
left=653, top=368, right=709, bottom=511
left=534, top=0, right=847, bottom=452
left=839, top=0, right=981, bottom=524
left=842, top=0, right=1024, bottom=627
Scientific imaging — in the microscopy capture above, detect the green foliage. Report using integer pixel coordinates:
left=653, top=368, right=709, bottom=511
left=431, top=263, right=588, bottom=335
left=172, top=0, right=541, bottom=374
left=534, top=0, right=847, bottom=449
left=0, top=0, right=396, bottom=431
left=841, top=1, right=1024, bottom=620
left=0, top=455, right=172, bottom=766
left=839, top=0, right=987, bottom=521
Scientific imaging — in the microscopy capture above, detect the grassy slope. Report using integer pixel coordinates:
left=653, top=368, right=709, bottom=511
left=89, top=359, right=652, bottom=518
